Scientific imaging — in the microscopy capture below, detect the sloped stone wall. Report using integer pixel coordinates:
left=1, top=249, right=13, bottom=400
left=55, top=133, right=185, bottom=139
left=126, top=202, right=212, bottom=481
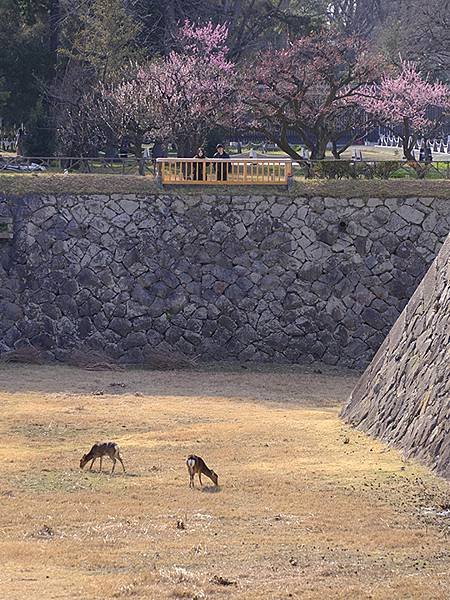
left=0, top=192, right=449, bottom=368
left=341, top=233, right=450, bottom=479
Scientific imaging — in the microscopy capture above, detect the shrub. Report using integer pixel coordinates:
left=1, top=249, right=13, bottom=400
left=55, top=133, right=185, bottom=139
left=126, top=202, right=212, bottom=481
left=371, top=161, right=403, bottom=179
left=311, top=161, right=356, bottom=179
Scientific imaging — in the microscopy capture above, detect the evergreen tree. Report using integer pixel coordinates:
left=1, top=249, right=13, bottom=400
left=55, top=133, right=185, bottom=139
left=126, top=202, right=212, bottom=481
left=23, top=99, right=55, bottom=156
left=0, top=0, right=52, bottom=126
left=71, top=0, right=142, bottom=83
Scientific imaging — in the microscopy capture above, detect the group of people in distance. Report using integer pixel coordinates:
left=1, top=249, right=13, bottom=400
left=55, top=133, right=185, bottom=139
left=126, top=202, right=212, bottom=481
left=192, top=143, right=230, bottom=181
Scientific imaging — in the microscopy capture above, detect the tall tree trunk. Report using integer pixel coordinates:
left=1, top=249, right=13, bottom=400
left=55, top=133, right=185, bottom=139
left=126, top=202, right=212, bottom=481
left=332, top=135, right=359, bottom=160
left=331, top=140, right=340, bottom=159
left=45, top=0, right=59, bottom=155
left=275, top=127, right=311, bottom=176
left=401, top=117, right=427, bottom=177
left=277, top=125, right=304, bottom=162
left=402, top=141, right=415, bottom=160
left=308, top=130, right=328, bottom=160
left=163, top=1, right=176, bottom=55
left=402, top=116, right=415, bottom=161
left=49, top=0, right=60, bottom=65
left=310, top=144, right=327, bottom=160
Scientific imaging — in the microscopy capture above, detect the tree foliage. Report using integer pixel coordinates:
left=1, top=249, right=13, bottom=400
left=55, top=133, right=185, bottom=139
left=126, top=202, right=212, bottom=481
left=55, top=0, right=142, bottom=154
left=1, top=0, right=448, bottom=158
left=127, top=0, right=325, bottom=58
left=70, top=0, right=142, bottom=83
left=325, top=0, right=388, bottom=35
left=379, top=0, right=450, bottom=82
left=0, top=0, right=52, bottom=126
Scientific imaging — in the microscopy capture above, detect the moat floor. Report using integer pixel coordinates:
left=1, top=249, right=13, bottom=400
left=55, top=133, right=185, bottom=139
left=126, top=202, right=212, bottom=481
left=0, top=364, right=448, bottom=599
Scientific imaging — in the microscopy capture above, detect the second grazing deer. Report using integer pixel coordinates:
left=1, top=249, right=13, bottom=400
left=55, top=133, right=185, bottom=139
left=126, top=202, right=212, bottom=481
left=186, top=454, right=218, bottom=488
left=80, top=441, right=125, bottom=474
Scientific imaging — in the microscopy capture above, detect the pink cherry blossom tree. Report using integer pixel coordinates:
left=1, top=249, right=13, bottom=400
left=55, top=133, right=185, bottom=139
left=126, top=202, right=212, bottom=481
left=149, top=20, right=235, bottom=156
left=357, top=61, right=450, bottom=160
left=235, top=31, right=382, bottom=160
left=99, top=20, right=235, bottom=158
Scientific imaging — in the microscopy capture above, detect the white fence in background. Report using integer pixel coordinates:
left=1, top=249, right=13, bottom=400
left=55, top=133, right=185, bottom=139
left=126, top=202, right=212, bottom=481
left=375, top=135, right=450, bottom=155
left=0, top=138, right=16, bottom=152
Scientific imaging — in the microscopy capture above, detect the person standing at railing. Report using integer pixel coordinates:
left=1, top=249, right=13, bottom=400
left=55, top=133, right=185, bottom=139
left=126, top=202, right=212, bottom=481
left=213, top=143, right=230, bottom=181
left=193, top=147, right=207, bottom=180
left=151, top=140, right=167, bottom=172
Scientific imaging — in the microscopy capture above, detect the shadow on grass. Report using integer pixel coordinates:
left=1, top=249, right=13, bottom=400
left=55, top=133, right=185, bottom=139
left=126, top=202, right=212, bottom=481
left=201, top=485, right=221, bottom=494
left=82, top=470, right=136, bottom=477
left=0, top=363, right=357, bottom=408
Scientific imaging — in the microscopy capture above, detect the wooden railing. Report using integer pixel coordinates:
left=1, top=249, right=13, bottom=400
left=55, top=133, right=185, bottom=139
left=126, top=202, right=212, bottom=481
left=156, top=158, right=292, bottom=185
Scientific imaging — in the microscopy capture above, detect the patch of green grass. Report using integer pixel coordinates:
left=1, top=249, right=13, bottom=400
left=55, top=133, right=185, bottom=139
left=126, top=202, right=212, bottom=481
left=10, top=422, right=85, bottom=441
left=13, top=469, right=113, bottom=494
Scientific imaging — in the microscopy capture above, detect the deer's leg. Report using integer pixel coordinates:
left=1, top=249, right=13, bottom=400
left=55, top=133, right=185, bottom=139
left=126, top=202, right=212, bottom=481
left=90, top=458, right=96, bottom=471
left=111, top=458, right=116, bottom=474
left=198, top=472, right=203, bottom=487
left=189, top=471, right=194, bottom=488
left=99, top=456, right=103, bottom=472
left=118, top=456, right=125, bottom=472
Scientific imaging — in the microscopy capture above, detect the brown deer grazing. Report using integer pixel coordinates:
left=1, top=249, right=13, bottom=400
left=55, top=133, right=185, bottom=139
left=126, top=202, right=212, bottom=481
left=80, top=442, right=125, bottom=474
left=186, top=455, right=218, bottom=488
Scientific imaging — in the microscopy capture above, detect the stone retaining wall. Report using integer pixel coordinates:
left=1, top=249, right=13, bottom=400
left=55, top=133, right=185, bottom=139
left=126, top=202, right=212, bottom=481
left=342, top=233, right=450, bottom=478
left=0, top=193, right=449, bottom=368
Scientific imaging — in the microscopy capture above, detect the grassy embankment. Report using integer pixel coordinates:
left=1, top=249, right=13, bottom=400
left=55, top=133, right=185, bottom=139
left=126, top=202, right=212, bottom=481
left=1, top=172, right=449, bottom=198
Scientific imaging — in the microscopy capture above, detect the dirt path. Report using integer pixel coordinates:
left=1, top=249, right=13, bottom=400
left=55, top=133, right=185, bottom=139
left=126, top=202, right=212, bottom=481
left=0, top=364, right=448, bottom=599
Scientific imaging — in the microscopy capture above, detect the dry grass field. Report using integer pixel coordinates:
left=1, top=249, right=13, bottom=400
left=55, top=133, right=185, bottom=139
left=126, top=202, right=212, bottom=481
left=0, top=364, right=449, bottom=600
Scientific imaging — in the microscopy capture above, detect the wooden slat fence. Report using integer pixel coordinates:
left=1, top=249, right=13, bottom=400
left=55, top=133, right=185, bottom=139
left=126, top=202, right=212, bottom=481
left=156, top=158, right=293, bottom=185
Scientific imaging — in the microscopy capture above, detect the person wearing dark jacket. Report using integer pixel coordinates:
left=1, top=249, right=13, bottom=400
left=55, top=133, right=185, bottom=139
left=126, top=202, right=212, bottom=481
left=193, top=147, right=207, bottom=180
left=419, top=144, right=425, bottom=162
left=213, top=143, right=230, bottom=181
